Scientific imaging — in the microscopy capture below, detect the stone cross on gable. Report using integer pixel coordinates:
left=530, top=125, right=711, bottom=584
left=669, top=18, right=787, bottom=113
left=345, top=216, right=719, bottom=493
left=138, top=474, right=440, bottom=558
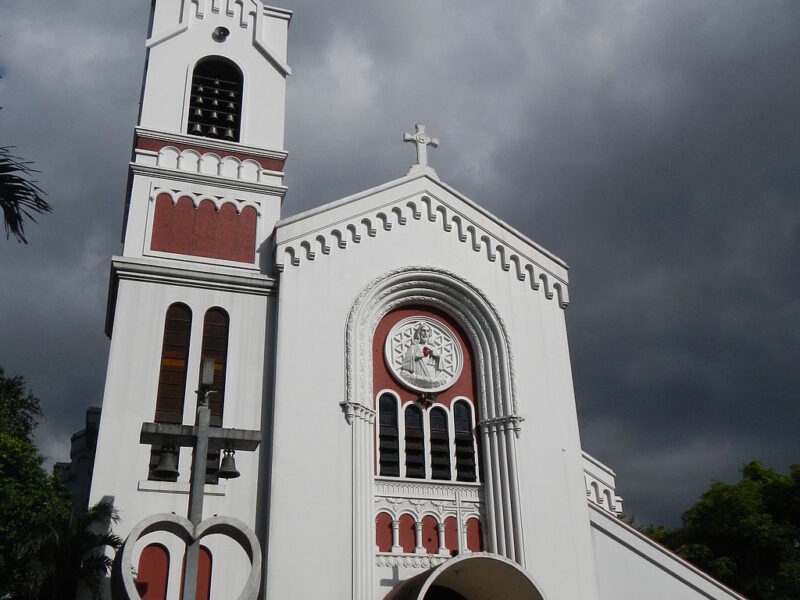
left=404, top=123, right=439, bottom=168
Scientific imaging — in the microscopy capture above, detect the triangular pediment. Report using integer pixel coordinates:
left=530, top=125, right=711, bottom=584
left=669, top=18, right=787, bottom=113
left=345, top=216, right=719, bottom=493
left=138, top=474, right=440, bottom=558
left=274, top=173, right=569, bottom=307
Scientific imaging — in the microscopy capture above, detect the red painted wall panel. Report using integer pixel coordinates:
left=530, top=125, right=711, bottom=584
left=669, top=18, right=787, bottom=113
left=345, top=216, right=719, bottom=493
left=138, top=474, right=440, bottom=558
left=151, top=194, right=256, bottom=263
left=136, top=544, right=169, bottom=600
left=421, top=515, right=439, bottom=554
left=398, top=514, right=416, bottom=553
left=375, top=512, right=393, bottom=552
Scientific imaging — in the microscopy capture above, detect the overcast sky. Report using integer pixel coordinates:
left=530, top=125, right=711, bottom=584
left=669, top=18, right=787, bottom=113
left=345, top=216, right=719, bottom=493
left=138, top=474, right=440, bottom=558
left=1, top=1, right=798, bottom=526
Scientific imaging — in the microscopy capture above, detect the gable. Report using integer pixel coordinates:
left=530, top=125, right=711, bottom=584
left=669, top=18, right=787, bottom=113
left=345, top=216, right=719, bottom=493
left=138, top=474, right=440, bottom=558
left=275, top=174, right=570, bottom=308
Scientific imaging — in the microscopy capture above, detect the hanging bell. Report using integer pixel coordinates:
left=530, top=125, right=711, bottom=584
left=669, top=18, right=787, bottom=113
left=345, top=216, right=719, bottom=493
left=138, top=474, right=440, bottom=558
left=209, top=125, right=219, bottom=137
left=195, top=95, right=204, bottom=105
left=151, top=444, right=179, bottom=480
left=193, top=107, right=203, bottom=118
left=223, top=128, right=236, bottom=140
left=211, top=111, right=220, bottom=121
left=225, top=113, right=236, bottom=123
left=217, top=449, right=240, bottom=479
left=190, top=123, right=203, bottom=135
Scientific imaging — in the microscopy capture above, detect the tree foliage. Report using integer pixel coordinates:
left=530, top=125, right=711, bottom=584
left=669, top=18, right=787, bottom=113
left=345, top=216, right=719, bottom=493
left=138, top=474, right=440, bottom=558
left=0, top=367, right=120, bottom=599
left=644, top=461, right=800, bottom=600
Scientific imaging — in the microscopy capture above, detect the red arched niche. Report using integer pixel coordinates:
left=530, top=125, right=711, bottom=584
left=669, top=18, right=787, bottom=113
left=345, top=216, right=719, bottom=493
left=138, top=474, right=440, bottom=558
left=372, top=306, right=478, bottom=475
left=180, top=545, right=212, bottom=600
left=151, top=194, right=256, bottom=263
left=136, top=543, right=169, bottom=600
left=375, top=512, right=393, bottom=552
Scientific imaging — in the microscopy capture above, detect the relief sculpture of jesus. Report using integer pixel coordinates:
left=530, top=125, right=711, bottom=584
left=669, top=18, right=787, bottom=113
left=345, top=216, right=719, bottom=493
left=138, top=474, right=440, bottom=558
left=400, top=323, right=449, bottom=388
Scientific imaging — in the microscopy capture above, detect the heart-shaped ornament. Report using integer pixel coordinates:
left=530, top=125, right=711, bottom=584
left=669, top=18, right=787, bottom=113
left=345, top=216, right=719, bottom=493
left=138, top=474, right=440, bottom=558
left=111, top=512, right=261, bottom=600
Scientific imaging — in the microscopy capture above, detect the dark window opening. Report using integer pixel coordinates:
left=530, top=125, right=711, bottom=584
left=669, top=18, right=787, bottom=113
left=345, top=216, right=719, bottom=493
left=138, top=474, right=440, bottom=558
left=454, top=401, right=476, bottom=482
left=188, top=58, right=243, bottom=142
left=404, top=405, right=425, bottom=478
left=429, top=407, right=451, bottom=480
left=150, top=304, right=192, bottom=481
left=378, top=394, right=399, bottom=476
left=200, top=308, right=229, bottom=484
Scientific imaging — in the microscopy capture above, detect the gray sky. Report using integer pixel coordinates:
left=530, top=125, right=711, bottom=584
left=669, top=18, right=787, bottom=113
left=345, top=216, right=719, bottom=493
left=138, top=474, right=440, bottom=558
left=1, top=1, right=798, bottom=526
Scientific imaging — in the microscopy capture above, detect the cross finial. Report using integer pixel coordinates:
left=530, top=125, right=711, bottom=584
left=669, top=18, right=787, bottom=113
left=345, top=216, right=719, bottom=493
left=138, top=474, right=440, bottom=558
left=404, top=123, right=439, bottom=172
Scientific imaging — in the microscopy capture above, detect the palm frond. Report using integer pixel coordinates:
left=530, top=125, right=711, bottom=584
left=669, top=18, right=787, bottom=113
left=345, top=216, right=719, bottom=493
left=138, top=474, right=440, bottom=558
left=0, top=146, right=51, bottom=243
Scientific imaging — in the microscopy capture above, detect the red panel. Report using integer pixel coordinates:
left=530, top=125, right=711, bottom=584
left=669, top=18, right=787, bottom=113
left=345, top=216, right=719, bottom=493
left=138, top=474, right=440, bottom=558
left=136, top=134, right=285, bottom=171
left=180, top=546, right=212, bottom=600
left=444, top=516, right=458, bottom=553
left=136, top=543, right=169, bottom=600
left=398, top=514, right=416, bottom=553
left=372, top=307, right=477, bottom=410
left=150, top=194, right=256, bottom=263
left=421, top=515, right=439, bottom=554
left=375, top=512, right=393, bottom=552
left=465, top=517, right=483, bottom=552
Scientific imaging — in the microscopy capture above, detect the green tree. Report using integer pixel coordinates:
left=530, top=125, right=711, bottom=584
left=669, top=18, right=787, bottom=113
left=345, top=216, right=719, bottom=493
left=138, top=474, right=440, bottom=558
left=644, top=461, right=800, bottom=600
left=0, top=367, right=120, bottom=599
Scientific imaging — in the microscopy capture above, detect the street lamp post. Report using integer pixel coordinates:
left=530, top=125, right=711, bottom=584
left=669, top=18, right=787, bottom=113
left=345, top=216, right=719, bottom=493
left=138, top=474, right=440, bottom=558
left=139, top=359, right=261, bottom=600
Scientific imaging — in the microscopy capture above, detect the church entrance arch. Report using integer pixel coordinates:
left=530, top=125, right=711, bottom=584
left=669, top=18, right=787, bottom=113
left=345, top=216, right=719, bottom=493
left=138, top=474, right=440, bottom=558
left=384, top=553, right=545, bottom=600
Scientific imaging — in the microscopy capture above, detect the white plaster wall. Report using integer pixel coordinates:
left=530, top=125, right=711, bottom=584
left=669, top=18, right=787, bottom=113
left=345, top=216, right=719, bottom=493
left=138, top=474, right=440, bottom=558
left=266, top=176, right=597, bottom=600
left=142, top=0, right=290, bottom=150
left=88, top=276, right=270, bottom=600
left=590, top=506, right=747, bottom=600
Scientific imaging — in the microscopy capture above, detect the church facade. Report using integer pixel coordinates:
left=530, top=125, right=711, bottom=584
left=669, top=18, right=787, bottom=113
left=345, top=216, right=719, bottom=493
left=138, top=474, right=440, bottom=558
left=87, top=2, right=747, bottom=599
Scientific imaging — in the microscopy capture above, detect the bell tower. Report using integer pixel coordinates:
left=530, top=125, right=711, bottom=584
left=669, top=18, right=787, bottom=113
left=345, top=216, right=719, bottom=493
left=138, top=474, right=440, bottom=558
left=88, top=2, right=291, bottom=595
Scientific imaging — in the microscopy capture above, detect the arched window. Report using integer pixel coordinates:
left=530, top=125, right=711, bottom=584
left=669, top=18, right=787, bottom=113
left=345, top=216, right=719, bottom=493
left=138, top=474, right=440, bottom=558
left=150, top=303, right=191, bottom=480
left=378, top=394, right=399, bottom=476
left=154, top=303, right=192, bottom=423
left=188, top=58, right=243, bottom=142
left=200, top=308, right=229, bottom=426
left=453, top=400, right=477, bottom=482
left=404, top=405, right=425, bottom=479
left=429, top=407, right=451, bottom=480
left=200, top=308, right=229, bottom=483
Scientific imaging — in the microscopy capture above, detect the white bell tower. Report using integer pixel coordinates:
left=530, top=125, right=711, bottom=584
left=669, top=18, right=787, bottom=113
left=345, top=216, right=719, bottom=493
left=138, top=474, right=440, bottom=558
left=88, top=2, right=291, bottom=597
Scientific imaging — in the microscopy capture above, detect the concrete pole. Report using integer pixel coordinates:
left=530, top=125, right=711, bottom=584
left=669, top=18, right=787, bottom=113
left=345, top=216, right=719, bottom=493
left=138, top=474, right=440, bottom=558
left=182, top=391, right=211, bottom=600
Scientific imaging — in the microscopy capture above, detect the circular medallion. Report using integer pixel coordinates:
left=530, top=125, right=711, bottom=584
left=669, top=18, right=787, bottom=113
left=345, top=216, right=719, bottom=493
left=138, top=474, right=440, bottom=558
left=384, top=316, right=463, bottom=393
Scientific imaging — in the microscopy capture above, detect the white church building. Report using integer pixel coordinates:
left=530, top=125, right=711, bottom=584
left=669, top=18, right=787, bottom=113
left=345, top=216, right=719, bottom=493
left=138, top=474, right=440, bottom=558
left=86, top=2, right=748, bottom=599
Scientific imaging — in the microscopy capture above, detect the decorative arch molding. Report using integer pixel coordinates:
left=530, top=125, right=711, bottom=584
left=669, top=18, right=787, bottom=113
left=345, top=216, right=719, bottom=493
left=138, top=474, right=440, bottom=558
left=385, top=552, right=546, bottom=600
left=343, top=266, right=526, bottom=600
left=150, top=188, right=260, bottom=215
left=276, top=192, right=569, bottom=308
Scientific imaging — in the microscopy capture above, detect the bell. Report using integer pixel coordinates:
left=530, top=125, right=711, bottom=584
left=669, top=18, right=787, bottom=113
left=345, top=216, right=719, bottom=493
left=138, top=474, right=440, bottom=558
left=190, top=123, right=203, bottom=135
left=151, top=445, right=179, bottom=480
left=209, top=125, right=219, bottom=137
left=217, top=449, right=240, bottom=479
left=226, top=113, right=236, bottom=123
left=211, top=111, right=219, bottom=121
left=193, top=107, right=203, bottom=118
left=223, top=128, right=236, bottom=140
left=195, top=95, right=204, bottom=105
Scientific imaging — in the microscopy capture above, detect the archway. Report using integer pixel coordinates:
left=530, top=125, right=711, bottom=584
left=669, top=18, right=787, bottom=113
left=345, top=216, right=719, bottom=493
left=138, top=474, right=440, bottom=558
left=385, top=553, right=545, bottom=600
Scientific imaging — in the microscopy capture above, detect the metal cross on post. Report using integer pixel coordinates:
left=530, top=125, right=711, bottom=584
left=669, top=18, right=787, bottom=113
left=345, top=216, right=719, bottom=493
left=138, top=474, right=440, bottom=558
left=404, top=123, right=439, bottom=168
left=139, top=359, right=261, bottom=600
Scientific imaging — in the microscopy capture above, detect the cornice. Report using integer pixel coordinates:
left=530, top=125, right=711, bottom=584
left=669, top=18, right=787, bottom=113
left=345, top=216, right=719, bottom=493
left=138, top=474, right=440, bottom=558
left=135, top=127, right=288, bottom=162
left=112, top=256, right=275, bottom=295
left=130, top=163, right=288, bottom=197
left=276, top=188, right=569, bottom=308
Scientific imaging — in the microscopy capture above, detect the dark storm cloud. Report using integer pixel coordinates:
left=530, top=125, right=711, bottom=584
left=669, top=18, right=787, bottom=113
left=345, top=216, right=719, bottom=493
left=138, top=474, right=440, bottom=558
left=1, top=1, right=797, bottom=525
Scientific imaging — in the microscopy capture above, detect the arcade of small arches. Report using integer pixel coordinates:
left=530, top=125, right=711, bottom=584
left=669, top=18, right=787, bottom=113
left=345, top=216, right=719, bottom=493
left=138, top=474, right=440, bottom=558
left=375, top=511, right=483, bottom=556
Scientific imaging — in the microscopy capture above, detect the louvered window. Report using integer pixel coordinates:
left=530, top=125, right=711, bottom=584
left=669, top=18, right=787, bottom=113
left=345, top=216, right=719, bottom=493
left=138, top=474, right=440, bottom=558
left=150, top=303, right=192, bottom=480
left=378, top=395, right=400, bottom=476
left=454, top=401, right=477, bottom=482
left=200, top=308, right=229, bottom=484
left=404, top=405, right=425, bottom=478
left=188, top=58, right=243, bottom=142
left=429, top=407, right=451, bottom=480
